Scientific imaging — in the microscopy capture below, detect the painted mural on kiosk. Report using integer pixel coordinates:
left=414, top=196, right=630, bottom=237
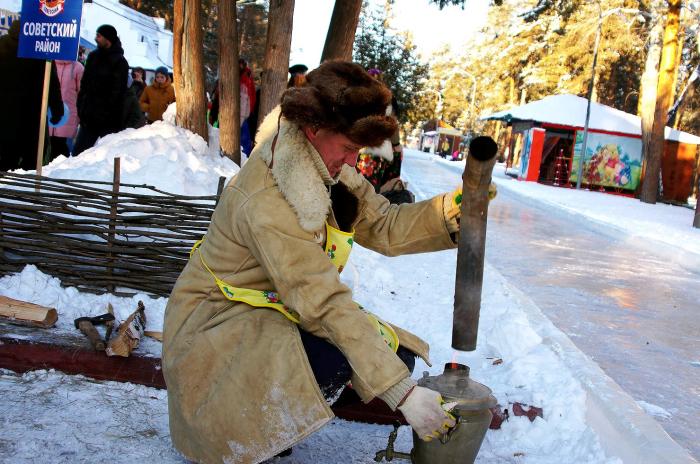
left=518, top=128, right=534, bottom=179
left=570, top=131, right=642, bottom=190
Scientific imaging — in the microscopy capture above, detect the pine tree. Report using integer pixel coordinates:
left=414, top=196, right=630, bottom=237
left=217, top=0, right=240, bottom=164
left=353, top=3, right=429, bottom=125
left=640, top=0, right=682, bottom=204
left=173, top=0, right=208, bottom=141
left=258, top=0, right=295, bottom=124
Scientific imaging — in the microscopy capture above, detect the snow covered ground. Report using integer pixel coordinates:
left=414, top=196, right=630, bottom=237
left=1, top=118, right=697, bottom=463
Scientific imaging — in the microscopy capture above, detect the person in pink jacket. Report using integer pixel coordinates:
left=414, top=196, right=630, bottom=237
left=49, top=60, right=84, bottom=159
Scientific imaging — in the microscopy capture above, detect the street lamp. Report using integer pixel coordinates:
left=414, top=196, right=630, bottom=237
left=575, top=3, right=650, bottom=189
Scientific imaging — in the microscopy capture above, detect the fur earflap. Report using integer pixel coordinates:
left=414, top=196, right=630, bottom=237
left=360, top=140, right=394, bottom=162
left=280, top=61, right=398, bottom=147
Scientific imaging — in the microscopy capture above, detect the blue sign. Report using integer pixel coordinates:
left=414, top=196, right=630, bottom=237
left=18, top=0, right=83, bottom=61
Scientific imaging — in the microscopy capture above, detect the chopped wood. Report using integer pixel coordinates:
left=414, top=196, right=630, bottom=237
left=0, top=295, right=58, bottom=328
left=144, top=331, right=163, bottom=342
left=106, top=301, right=146, bottom=357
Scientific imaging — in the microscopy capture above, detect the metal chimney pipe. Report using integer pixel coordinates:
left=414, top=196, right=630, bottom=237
left=452, top=136, right=498, bottom=351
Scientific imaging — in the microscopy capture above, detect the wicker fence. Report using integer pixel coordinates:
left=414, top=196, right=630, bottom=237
left=0, top=160, right=226, bottom=297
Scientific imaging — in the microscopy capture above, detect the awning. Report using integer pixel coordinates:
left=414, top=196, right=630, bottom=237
left=482, top=94, right=700, bottom=144
left=438, top=127, right=462, bottom=136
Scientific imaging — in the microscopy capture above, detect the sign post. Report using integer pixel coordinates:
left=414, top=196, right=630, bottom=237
left=36, top=61, right=51, bottom=174
left=18, top=0, right=83, bottom=175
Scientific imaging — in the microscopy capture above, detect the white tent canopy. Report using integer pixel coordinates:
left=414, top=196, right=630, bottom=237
left=483, top=94, right=700, bottom=144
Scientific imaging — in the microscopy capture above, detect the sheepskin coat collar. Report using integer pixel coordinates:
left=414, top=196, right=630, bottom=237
left=253, top=106, right=365, bottom=232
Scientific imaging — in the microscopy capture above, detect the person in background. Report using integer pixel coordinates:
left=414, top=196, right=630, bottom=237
left=207, top=79, right=220, bottom=127
left=288, top=72, right=306, bottom=88
left=74, top=24, right=128, bottom=155
left=239, top=58, right=256, bottom=155
left=0, top=20, right=63, bottom=171
left=247, top=69, right=263, bottom=148
left=440, top=138, right=450, bottom=158
left=209, top=60, right=256, bottom=155
left=355, top=68, right=407, bottom=200
left=130, top=66, right=146, bottom=100
left=123, top=74, right=146, bottom=129
left=139, top=66, right=175, bottom=123
left=287, top=63, right=308, bottom=88
left=163, top=61, right=461, bottom=464
left=77, top=46, right=87, bottom=65
left=49, top=59, right=84, bottom=160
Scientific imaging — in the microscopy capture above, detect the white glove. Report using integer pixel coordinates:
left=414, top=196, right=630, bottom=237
left=397, top=386, right=457, bottom=441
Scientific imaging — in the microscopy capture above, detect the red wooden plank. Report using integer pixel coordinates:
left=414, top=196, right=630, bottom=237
left=0, top=323, right=507, bottom=428
left=0, top=332, right=165, bottom=389
left=331, top=387, right=408, bottom=425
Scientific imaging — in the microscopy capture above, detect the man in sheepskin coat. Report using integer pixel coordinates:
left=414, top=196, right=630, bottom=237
left=163, top=61, right=465, bottom=464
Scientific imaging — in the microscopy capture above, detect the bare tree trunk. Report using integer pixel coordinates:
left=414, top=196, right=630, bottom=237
left=258, top=0, right=295, bottom=127
left=173, top=0, right=208, bottom=142
left=638, top=16, right=663, bottom=197
left=218, top=0, right=240, bottom=164
left=321, top=0, right=362, bottom=62
left=640, top=0, right=681, bottom=204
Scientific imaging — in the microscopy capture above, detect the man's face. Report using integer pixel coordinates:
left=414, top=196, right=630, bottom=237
left=155, top=73, right=167, bottom=84
left=95, top=33, right=111, bottom=49
left=304, top=127, right=363, bottom=178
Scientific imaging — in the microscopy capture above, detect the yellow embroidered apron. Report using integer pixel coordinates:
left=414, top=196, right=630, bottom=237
left=191, top=222, right=399, bottom=351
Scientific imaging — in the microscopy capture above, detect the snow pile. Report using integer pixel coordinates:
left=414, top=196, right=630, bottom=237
left=0, top=265, right=166, bottom=355
left=40, top=112, right=238, bottom=196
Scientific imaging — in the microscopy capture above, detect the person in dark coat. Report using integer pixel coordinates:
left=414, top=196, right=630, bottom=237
left=123, top=75, right=146, bottom=129
left=0, top=20, right=63, bottom=171
left=73, top=24, right=129, bottom=155
left=287, top=63, right=308, bottom=88
left=130, top=66, right=146, bottom=100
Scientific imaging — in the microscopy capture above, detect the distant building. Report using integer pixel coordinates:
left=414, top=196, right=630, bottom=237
left=0, top=0, right=172, bottom=73
left=0, top=7, right=19, bottom=36
left=484, top=94, right=700, bottom=202
left=419, top=119, right=463, bottom=157
left=81, top=0, right=172, bottom=73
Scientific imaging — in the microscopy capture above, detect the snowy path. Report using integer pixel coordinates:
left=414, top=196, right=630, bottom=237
left=402, top=150, right=700, bottom=459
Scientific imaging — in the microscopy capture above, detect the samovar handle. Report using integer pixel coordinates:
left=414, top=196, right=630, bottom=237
left=374, top=423, right=413, bottom=462
left=439, top=419, right=460, bottom=445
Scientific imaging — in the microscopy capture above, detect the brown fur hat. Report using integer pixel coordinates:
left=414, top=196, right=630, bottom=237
left=280, top=61, right=398, bottom=147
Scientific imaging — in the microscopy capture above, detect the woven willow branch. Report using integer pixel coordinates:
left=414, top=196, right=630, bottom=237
left=0, top=167, right=226, bottom=298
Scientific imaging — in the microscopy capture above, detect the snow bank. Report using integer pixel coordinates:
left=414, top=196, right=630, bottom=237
left=38, top=105, right=238, bottom=197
